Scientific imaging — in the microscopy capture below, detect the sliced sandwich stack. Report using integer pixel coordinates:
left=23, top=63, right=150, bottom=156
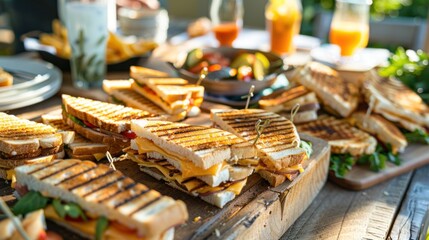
left=258, top=85, right=320, bottom=123
left=211, top=109, right=310, bottom=187
left=14, top=159, right=188, bottom=239
left=297, top=115, right=377, bottom=157
left=62, top=94, right=157, bottom=155
left=0, top=112, right=68, bottom=180
left=127, top=120, right=257, bottom=208
left=103, top=79, right=187, bottom=122
left=291, top=61, right=359, bottom=118
left=42, top=114, right=110, bottom=161
left=363, top=71, right=429, bottom=132
left=130, top=66, right=204, bottom=118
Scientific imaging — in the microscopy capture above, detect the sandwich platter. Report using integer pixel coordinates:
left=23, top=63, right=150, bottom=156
left=0, top=57, right=62, bottom=111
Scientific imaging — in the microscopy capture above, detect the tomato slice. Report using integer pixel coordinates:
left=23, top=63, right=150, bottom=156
left=38, top=230, right=48, bottom=240
left=46, top=231, right=63, bottom=240
left=121, top=130, right=137, bottom=139
left=83, top=121, right=96, bottom=128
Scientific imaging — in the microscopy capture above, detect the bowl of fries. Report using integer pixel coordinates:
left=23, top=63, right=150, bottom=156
left=23, top=20, right=157, bottom=71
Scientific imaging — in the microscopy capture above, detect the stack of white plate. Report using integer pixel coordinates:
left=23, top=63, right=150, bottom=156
left=0, top=57, right=62, bottom=111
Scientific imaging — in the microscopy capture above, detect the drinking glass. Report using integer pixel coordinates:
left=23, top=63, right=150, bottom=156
left=265, top=0, right=302, bottom=55
left=65, top=0, right=108, bottom=89
left=210, top=0, right=243, bottom=47
left=329, top=0, right=372, bottom=57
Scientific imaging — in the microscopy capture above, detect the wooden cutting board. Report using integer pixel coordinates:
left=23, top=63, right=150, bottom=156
left=2, top=134, right=330, bottom=240
left=329, top=143, right=429, bottom=191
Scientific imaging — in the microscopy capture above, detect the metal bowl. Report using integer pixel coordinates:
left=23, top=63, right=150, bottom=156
left=169, top=47, right=290, bottom=96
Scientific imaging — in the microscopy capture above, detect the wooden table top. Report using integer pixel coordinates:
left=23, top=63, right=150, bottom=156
left=2, top=54, right=429, bottom=240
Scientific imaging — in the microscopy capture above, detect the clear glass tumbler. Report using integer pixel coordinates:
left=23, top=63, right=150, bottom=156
left=329, top=0, right=372, bottom=57
left=65, top=0, right=108, bottom=89
left=210, top=0, right=243, bottom=47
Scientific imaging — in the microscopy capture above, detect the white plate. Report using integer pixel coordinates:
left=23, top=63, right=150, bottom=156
left=0, top=57, right=62, bottom=111
left=310, top=44, right=391, bottom=72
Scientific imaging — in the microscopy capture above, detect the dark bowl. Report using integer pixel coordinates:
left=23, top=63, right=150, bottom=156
left=169, top=47, right=290, bottom=96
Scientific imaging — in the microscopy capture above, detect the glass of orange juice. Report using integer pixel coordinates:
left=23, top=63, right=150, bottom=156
left=329, top=0, right=372, bottom=57
left=265, top=0, right=302, bottom=55
left=210, top=0, right=243, bottom=47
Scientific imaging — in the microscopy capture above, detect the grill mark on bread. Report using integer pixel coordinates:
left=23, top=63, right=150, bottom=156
left=27, top=160, right=62, bottom=175
left=81, top=175, right=126, bottom=198
left=113, top=188, right=151, bottom=208
left=54, top=166, right=98, bottom=186
left=226, top=118, right=290, bottom=128
left=97, top=181, right=136, bottom=203
left=129, top=196, right=162, bottom=217
left=38, top=162, right=80, bottom=180
left=259, top=86, right=310, bottom=106
left=297, top=116, right=359, bottom=140
left=66, top=168, right=115, bottom=191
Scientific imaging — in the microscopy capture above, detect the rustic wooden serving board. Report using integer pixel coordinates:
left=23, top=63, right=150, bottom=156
left=329, top=143, right=429, bottom=191
left=1, top=134, right=330, bottom=240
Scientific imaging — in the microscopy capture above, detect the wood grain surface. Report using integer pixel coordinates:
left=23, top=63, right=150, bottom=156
left=389, top=165, right=429, bottom=240
left=0, top=134, right=329, bottom=240
left=329, top=144, right=429, bottom=190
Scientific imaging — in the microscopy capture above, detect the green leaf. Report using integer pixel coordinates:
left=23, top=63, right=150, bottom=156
left=300, top=140, right=313, bottom=158
left=95, top=216, right=109, bottom=240
left=404, top=129, right=429, bottom=144
left=330, top=154, right=355, bottom=178
left=64, top=202, right=87, bottom=221
left=12, top=191, right=49, bottom=215
left=52, top=199, right=66, bottom=218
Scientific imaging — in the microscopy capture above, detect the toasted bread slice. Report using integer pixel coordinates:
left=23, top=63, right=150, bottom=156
left=350, top=112, right=407, bottom=153
left=110, top=88, right=186, bottom=122
left=290, top=62, right=359, bottom=117
left=62, top=94, right=156, bottom=133
left=130, top=65, right=170, bottom=79
left=297, top=115, right=377, bottom=156
left=15, top=159, right=188, bottom=239
left=0, top=112, right=63, bottom=159
left=102, top=79, right=132, bottom=94
left=363, top=71, right=429, bottom=131
left=131, top=120, right=257, bottom=170
left=211, top=109, right=307, bottom=170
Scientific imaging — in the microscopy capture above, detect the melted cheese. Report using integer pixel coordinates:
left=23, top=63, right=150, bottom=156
left=44, top=205, right=153, bottom=240
left=93, top=153, right=106, bottom=161
left=6, top=169, right=16, bottom=188
left=135, top=138, right=224, bottom=178
left=134, top=154, right=247, bottom=196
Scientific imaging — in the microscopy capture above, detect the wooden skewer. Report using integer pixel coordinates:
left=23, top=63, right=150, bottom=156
left=106, top=151, right=116, bottom=171
left=253, top=119, right=271, bottom=145
left=196, top=67, right=208, bottom=86
left=290, top=103, right=300, bottom=123
left=0, top=198, right=30, bottom=240
left=241, top=85, right=255, bottom=110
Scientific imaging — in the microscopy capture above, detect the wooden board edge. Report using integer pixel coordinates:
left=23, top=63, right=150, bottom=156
left=206, top=136, right=330, bottom=239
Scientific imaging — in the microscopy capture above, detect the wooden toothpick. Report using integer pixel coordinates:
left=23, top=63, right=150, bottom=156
left=106, top=151, right=116, bottom=171
left=196, top=67, right=208, bottom=86
left=241, top=85, right=255, bottom=110
left=253, top=119, right=271, bottom=145
left=290, top=103, right=300, bottom=123
left=0, top=198, right=30, bottom=240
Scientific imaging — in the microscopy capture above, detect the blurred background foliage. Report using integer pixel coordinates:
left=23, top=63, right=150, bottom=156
left=301, top=0, right=428, bottom=35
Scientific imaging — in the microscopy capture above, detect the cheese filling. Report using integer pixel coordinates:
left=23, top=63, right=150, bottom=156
left=128, top=153, right=246, bottom=196
left=134, top=138, right=225, bottom=178
left=44, top=205, right=163, bottom=240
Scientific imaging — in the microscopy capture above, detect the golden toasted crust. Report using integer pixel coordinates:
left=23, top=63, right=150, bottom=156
left=130, top=66, right=170, bottom=79
left=259, top=85, right=310, bottom=107
left=15, top=159, right=188, bottom=238
left=291, top=62, right=359, bottom=117
left=350, top=112, right=407, bottom=153
left=0, top=68, right=13, bottom=87
left=297, top=115, right=377, bottom=156
left=363, top=71, right=429, bottom=129
left=62, top=94, right=156, bottom=133
left=212, top=109, right=306, bottom=169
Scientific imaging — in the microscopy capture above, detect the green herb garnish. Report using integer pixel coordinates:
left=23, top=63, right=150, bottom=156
left=52, top=199, right=87, bottom=221
left=330, top=154, right=355, bottom=178
left=95, top=216, right=109, bottom=240
left=404, top=129, right=429, bottom=144
left=12, top=191, right=49, bottom=215
left=300, top=140, right=313, bottom=159
left=378, top=47, right=429, bottom=104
